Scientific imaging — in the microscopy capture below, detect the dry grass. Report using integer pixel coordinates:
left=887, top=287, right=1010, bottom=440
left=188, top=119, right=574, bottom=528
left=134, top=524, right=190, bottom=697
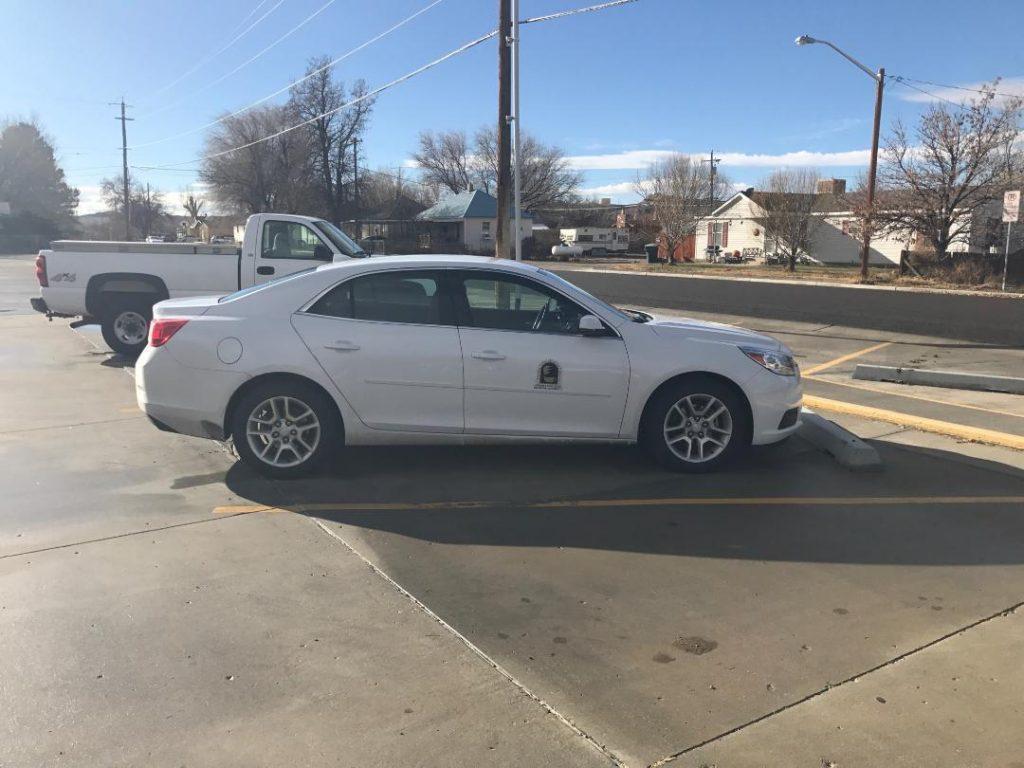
left=548, top=259, right=1021, bottom=293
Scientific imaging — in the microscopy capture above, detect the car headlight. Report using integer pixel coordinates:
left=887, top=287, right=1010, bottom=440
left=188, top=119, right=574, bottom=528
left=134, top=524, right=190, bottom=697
left=740, top=346, right=799, bottom=377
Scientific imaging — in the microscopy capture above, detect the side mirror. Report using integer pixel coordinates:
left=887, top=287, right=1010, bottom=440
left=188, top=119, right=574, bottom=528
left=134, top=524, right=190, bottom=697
left=313, top=243, right=333, bottom=261
left=579, top=314, right=608, bottom=337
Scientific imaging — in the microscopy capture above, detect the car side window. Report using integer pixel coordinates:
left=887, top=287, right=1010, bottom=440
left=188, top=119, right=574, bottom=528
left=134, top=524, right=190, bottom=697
left=455, top=272, right=589, bottom=335
left=261, top=220, right=330, bottom=260
left=308, top=271, right=451, bottom=326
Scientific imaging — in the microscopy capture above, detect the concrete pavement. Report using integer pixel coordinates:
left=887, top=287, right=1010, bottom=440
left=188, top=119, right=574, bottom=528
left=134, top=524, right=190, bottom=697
left=5, top=252, right=1024, bottom=766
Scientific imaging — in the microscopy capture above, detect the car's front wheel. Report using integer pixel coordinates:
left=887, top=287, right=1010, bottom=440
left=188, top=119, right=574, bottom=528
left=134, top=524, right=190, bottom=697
left=230, top=380, right=339, bottom=479
left=642, top=375, right=752, bottom=472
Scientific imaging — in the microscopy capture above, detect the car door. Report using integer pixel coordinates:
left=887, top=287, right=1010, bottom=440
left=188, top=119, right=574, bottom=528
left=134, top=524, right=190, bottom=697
left=453, top=269, right=630, bottom=438
left=291, top=269, right=464, bottom=433
left=254, top=219, right=334, bottom=284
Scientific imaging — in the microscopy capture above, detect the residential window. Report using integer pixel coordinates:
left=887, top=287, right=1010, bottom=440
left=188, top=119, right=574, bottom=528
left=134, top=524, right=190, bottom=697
left=710, top=222, right=725, bottom=247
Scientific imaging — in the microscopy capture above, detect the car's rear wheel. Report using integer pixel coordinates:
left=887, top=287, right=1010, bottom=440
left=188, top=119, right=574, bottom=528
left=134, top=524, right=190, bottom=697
left=230, top=380, right=339, bottom=479
left=101, top=298, right=152, bottom=357
left=641, top=375, right=751, bottom=472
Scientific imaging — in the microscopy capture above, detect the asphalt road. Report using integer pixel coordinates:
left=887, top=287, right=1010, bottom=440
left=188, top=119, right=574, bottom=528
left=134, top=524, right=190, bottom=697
left=4, top=252, right=1024, bottom=767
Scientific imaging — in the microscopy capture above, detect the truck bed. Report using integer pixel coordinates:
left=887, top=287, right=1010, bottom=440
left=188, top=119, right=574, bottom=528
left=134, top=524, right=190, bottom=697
left=51, top=240, right=241, bottom=257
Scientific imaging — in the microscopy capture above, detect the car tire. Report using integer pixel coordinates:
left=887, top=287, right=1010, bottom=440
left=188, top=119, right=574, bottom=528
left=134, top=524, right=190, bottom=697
left=230, top=379, right=340, bottom=479
left=101, top=297, right=153, bottom=357
left=641, top=375, right=752, bottom=473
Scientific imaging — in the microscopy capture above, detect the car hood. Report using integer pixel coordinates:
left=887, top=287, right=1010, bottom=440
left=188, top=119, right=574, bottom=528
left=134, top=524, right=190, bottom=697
left=647, top=315, right=783, bottom=351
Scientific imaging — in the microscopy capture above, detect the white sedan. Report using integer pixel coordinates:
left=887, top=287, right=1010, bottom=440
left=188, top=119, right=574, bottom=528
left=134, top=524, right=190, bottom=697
left=136, top=256, right=802, bottom=477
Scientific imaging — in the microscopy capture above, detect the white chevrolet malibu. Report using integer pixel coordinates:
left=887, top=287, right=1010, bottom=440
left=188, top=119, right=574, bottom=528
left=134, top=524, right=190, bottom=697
left=136, top=256, right=801, bottom=478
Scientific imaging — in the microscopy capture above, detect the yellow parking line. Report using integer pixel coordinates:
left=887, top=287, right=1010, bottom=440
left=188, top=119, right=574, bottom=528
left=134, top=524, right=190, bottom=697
left=213, top=496, right=1024, bottom=515
left=805, top=375, right=1024, bottom=421
left=802, top=341, right=892, bottom=376
left=803, top=394, right=1024, bottom=451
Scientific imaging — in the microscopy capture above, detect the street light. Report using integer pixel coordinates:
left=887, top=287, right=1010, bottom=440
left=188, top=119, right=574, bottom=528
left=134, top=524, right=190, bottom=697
left=796, top=35, right=884, bottom=281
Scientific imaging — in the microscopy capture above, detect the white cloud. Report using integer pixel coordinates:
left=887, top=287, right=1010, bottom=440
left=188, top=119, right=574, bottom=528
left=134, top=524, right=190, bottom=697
left=76, top=185, right=107, bottom=215
left=897, top=76, right=1024, bottom=105
left=566, top=148, right=871, bottom=170
left=578, top=181, right=637, bottom=198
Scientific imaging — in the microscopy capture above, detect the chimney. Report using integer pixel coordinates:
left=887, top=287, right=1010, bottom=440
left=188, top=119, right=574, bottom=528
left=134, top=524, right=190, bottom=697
left=816, top=178, right=847, bottom=195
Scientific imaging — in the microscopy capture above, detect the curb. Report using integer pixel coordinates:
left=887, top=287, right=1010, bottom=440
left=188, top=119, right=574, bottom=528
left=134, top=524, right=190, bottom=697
left=799, top=410, right=883, bottom=471
left=853, top=364, right=1024, bottom=395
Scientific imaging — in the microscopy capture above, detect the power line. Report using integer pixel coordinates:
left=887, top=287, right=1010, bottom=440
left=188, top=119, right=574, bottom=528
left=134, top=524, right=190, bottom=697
left=891, top=74, right=1020, bottom=100
left=229, top=0, right=273, bottom=37
left=129, top=0, right=445, bottom=151
left=137, top=0, right=342, bottom=121
left=142, top=28, right=498, bottom=169
left=520, top=0, right=638, bottom=25
left=146, top=0, right=288, bottom=100
left=890, top=77, right=966, bottom=108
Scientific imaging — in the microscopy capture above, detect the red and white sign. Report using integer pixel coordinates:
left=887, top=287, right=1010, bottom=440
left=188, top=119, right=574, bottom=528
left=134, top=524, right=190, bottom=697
left=1003, top=190, right=1020, bottom=223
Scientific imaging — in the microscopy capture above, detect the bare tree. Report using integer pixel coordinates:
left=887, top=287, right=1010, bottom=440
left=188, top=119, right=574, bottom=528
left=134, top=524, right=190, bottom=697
left=875, top=83, right=1023, bottom=257
left=474, top=127, right=582, bottom=212
left=199, top=105, right=314, bottom=215
left=635, top=154, right=729, bottom=259
left=411, top=126, right=582, bottom=211
left=411, top=130, right=477, bottom=195
left=289, top=56, right=374, bottom=225
left=100, top=176, right=166, bottom=237
left=753, top=169, right=824, bottom=272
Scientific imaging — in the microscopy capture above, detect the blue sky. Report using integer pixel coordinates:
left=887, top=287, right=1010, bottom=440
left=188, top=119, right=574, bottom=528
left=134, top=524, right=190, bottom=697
left=2, top=0, right=1021, bottom=213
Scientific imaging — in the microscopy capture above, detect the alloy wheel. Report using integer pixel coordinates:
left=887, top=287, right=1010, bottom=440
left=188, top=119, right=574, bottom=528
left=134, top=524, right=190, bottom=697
left=662, top=393, right=733, bottom=463
left=246, top=396, right=321, bottom=468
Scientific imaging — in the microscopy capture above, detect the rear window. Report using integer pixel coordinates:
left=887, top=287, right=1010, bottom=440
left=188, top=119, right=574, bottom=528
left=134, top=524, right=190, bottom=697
left=218, top=268, right=316, bottom=303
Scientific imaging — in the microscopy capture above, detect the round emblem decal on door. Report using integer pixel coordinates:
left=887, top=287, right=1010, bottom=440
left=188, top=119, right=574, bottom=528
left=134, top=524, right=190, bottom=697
left=536, top=360, right=561, bottom=390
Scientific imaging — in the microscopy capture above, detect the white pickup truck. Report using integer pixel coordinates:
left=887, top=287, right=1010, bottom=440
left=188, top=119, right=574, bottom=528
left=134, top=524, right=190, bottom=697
left=30, top=213, right=367, bottom=355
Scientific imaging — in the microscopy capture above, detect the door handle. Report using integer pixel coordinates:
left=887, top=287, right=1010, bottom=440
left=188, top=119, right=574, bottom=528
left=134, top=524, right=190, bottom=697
left=471, top=350, right=506, bottom=361
left=257, top=266, right=275, bottom=275
left=324, top=341, right=360, bottom=352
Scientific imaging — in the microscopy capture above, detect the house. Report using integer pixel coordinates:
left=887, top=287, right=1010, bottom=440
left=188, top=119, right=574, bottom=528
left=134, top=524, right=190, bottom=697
left=349, top=193, right=427, bottom=248
left=415, top=189, right=532, bottom=254
left=694, top=182, right=913, bottom=265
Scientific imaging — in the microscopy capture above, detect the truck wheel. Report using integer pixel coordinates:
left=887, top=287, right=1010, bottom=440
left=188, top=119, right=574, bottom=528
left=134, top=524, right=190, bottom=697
left=101, top=298, right=152, bottom=357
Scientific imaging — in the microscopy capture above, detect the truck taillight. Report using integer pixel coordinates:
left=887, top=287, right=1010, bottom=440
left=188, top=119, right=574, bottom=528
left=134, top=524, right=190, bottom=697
left=148, top=318, right=189, bottom=347
left=35, top=254, right=48, bottom=287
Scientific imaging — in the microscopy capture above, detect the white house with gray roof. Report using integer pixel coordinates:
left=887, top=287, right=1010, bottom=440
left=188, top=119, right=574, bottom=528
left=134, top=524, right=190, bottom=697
left=415, top=190, right=532, bottom=253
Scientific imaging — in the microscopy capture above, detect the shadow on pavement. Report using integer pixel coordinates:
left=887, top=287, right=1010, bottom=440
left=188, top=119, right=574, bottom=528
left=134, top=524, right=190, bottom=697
left=222, top=437, right=1024, bottom=567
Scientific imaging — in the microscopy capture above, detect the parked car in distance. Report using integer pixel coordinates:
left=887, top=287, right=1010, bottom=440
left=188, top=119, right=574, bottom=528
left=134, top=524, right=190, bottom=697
left=145, top=235, right=168, bottom=243
left=136, top=256, right=803, bottom=478
left=30, top=213, right=367, bottom=356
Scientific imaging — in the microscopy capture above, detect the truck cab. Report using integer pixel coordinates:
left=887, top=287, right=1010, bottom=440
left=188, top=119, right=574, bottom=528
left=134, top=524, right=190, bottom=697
left=241, top=213, right=367, bottom=286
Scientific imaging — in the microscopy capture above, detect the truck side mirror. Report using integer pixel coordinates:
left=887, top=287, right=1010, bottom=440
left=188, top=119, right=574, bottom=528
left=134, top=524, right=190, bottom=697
left=313, top=244, right=332, bottom=261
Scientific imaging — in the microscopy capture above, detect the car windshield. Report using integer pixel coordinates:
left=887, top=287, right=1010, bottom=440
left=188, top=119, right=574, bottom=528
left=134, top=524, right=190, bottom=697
left=217, top=267, right=317, bottom=302
left=537, top=269, right=637, bottom=322
left=315, top=220, right=367, bottom=258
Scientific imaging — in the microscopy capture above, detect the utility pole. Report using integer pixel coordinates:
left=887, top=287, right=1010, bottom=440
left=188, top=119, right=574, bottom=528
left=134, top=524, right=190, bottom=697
left=511, top=0, right=522, bottom=261
left=111, top=99, right=134, bottom=240
left=352, top=137, right=361, bottom=237
left=861, top=67, right=885, bottom=281
left=702, top=150, right=720, bottom=212
left=495, top=0, right=512, bottom=259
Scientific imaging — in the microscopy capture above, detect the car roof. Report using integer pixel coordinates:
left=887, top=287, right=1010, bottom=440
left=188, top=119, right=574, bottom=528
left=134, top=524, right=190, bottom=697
left=317, top=254, right=543, bottom=275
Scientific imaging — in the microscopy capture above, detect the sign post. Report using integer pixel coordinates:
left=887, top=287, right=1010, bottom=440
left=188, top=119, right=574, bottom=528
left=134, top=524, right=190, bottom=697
left=1002, top=190, right=1020, bottom=292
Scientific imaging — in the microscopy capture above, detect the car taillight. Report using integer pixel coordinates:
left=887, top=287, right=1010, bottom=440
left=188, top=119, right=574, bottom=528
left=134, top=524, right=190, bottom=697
left=148, top=318, right=189, bottom=347
left=35, top=254, right=48, bottom=287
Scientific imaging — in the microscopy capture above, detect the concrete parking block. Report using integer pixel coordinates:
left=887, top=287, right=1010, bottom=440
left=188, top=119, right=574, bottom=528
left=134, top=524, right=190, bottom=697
left=854, top=363, right=1024, bottom=395
left=798, top=410, right=883, bottom=470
